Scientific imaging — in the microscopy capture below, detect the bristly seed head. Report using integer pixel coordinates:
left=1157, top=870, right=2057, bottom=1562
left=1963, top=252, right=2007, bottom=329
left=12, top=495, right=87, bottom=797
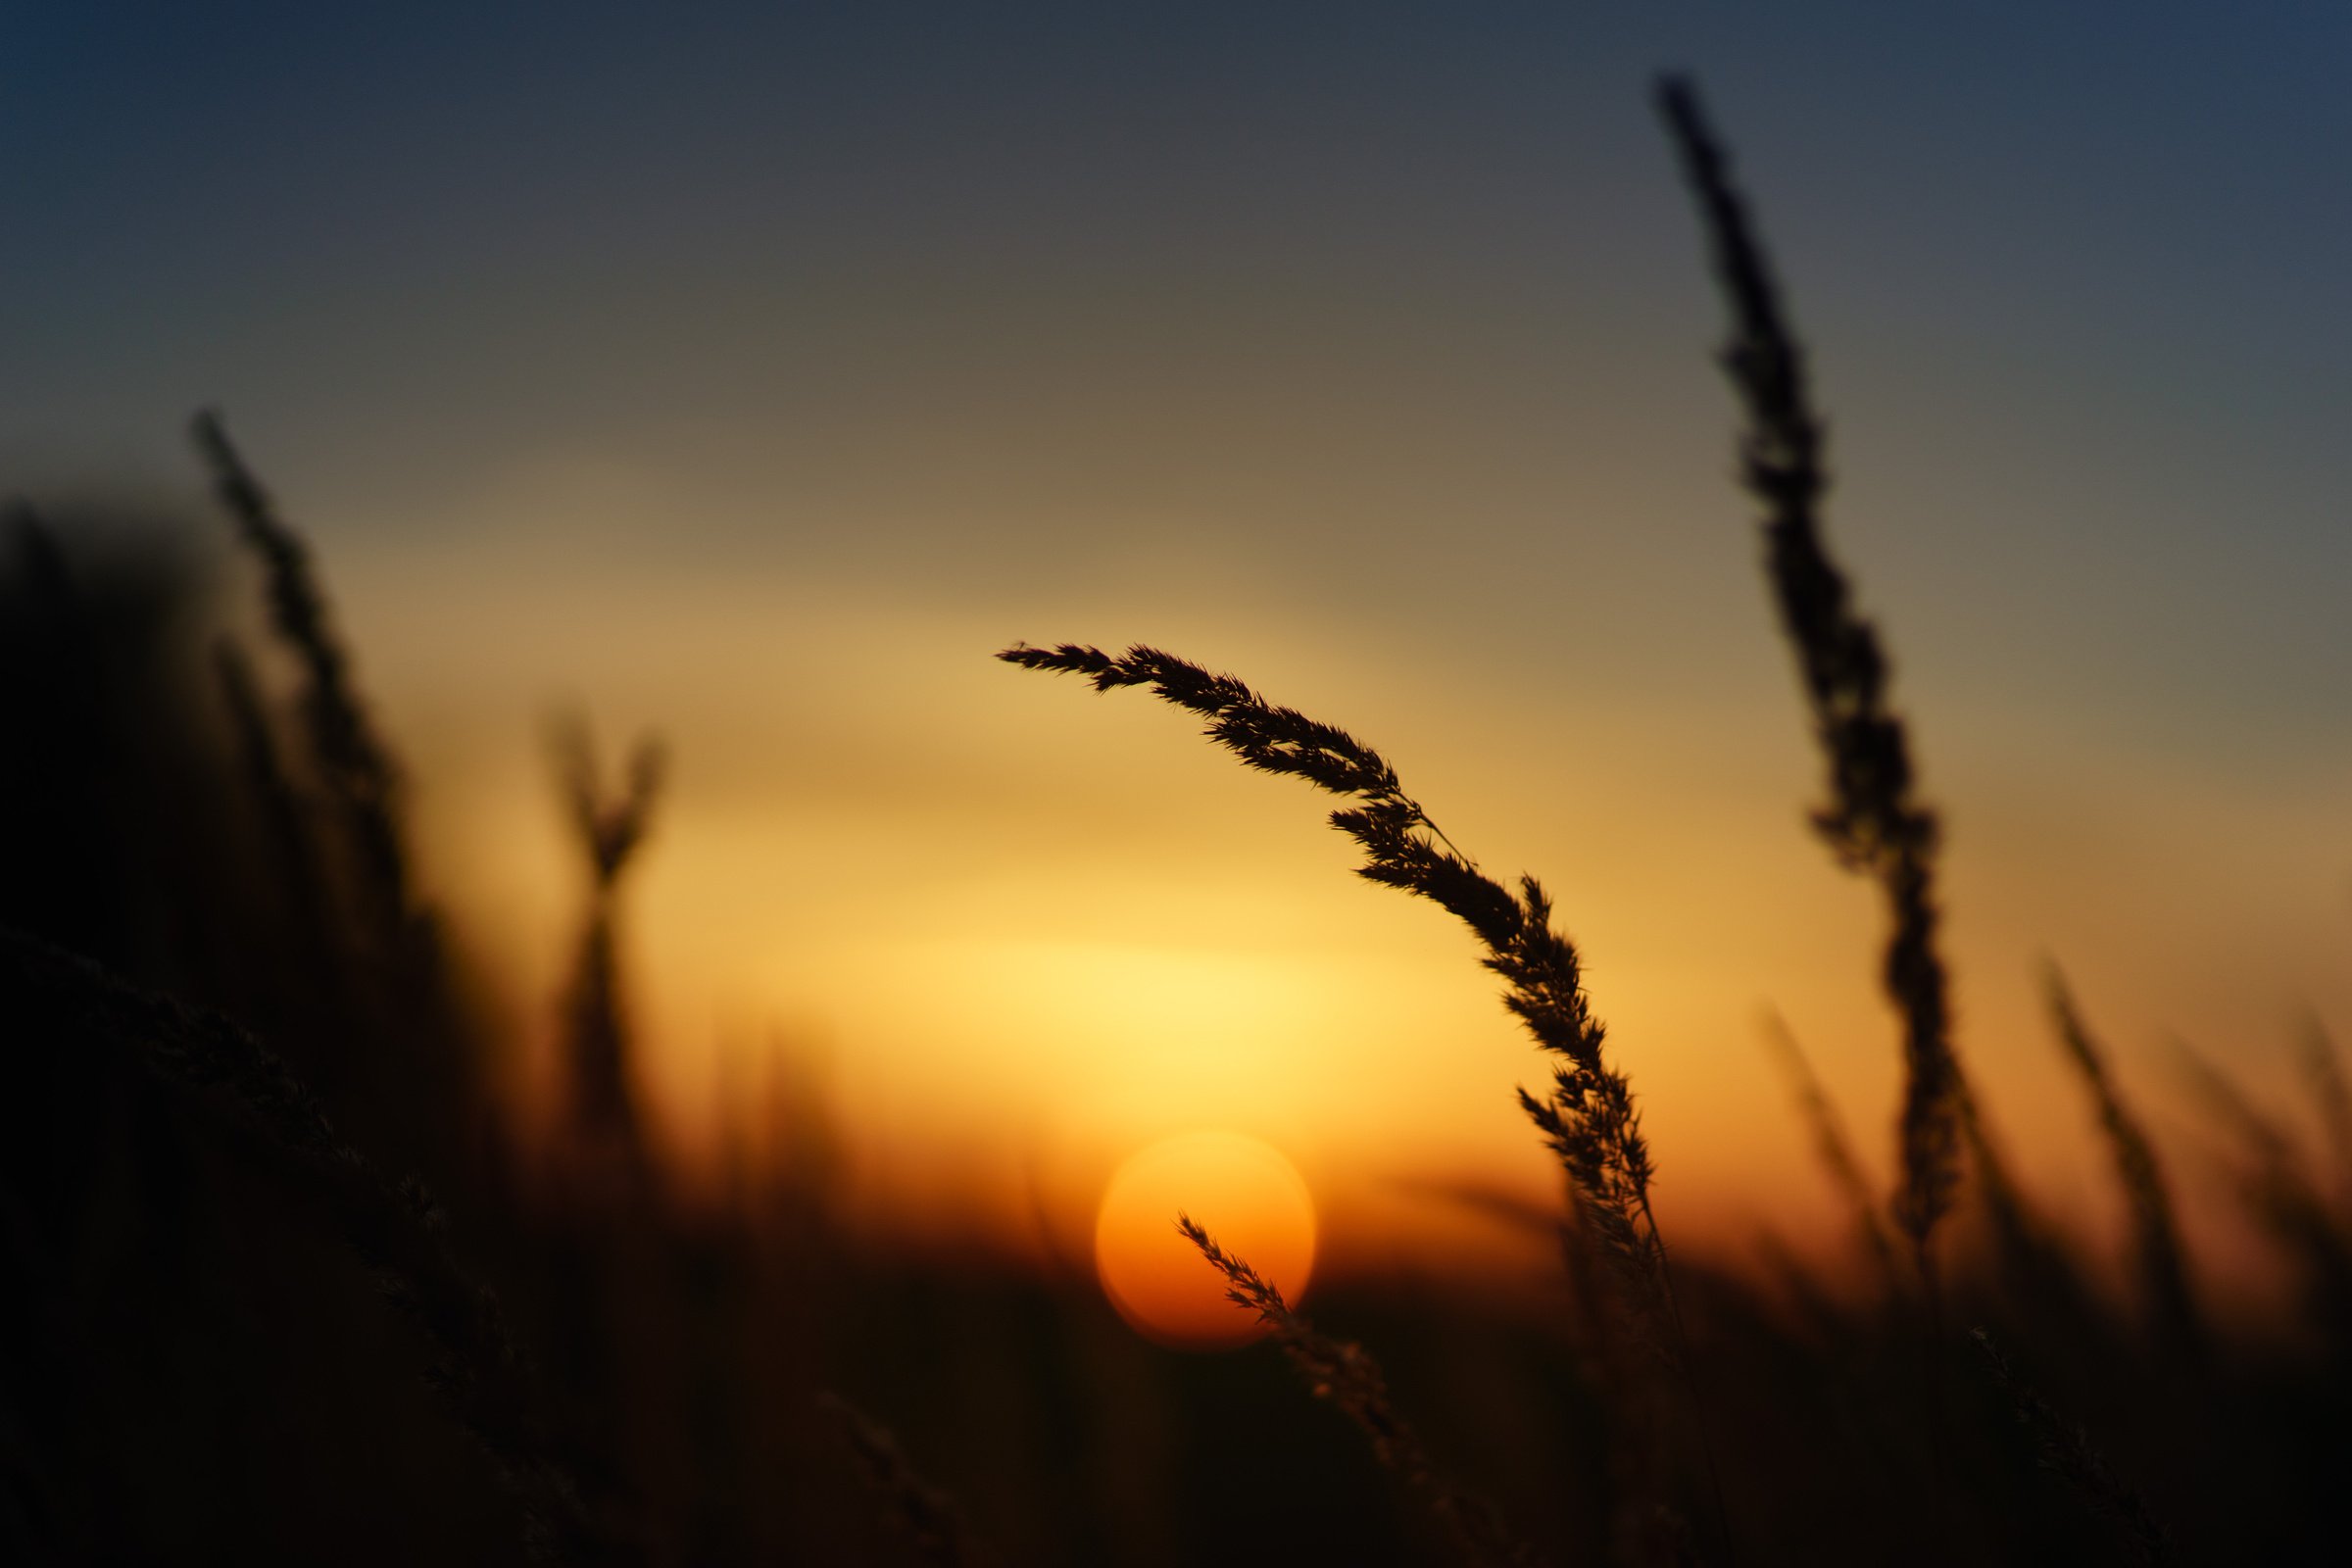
left=1007, top=641, right=1677, bottom=1367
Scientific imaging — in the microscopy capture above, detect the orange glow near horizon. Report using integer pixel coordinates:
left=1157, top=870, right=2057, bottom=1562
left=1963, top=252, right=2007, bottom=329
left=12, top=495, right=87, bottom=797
left=1095, top=1132, right=1318, bottom=1348
left=334, top=508, right=2352, bottom=1311
left=11, top=0, right=2352, bottom=1340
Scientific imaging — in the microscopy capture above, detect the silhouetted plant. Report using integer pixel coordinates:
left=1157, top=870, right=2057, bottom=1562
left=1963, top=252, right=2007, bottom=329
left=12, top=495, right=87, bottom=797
left=549, top=715, right=666, bottom=1167
left=1005, top=641, right=1735, bottom=1557
left=1659, top=77, right=1963, bottom=1281
left=1002, top=644, right=1673, bottom=1352
left=1762, top=1011, right=1904, bottom=1302
left=817, top=1392, right=994, bottom=1568
left=1953, top=1078, right=2102, bottom=1341
left=2045, top=966, right=2202, bottom=1358
left=1180, top=1215, right=1541, bottom=1568
left=194, top=411, right=414, bottom=951
left=2298, top=1017, right=2352, bottom=1220
left=0, top=928, right=614, bottom=1564
left=2173, top=1037, right=2352, bottom=1330
left=1970, top=1328, right=2174, bottom=1567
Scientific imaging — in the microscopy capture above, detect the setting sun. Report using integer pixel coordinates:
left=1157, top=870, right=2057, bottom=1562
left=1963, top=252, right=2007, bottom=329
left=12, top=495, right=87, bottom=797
left=1094, top=1131, right=1318, bottom=1348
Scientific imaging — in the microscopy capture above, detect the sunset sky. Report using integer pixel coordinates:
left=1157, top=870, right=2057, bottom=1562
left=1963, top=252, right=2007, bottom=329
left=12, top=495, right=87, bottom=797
left=7, top=4, right=2350, bottom=1296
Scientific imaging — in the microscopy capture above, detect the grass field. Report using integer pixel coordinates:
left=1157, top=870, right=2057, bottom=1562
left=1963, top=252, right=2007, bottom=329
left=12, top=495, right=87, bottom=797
left=3, top=78, right=2345, bottom=1567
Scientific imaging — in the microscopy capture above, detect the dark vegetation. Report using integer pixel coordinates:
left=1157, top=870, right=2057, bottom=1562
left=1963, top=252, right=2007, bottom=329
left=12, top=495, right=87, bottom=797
left=3, top=79, right=2345, bottom=1565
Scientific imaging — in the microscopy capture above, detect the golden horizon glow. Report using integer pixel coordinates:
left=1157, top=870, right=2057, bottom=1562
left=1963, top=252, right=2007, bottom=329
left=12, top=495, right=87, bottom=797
left=1094, top=1131, right=1317, bottom=1348
left=324, top=440, right=2352, bottom=1309
left=14, top=3, right=2349, bottom=1333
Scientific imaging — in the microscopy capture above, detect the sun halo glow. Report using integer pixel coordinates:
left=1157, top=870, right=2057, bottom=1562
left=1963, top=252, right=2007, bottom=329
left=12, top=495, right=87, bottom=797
left=1093, top=1130, right=1317, bottom=1349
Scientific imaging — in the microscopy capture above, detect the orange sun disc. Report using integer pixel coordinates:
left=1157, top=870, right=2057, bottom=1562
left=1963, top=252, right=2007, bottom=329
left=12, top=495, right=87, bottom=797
left=1093, top=1130, right=1317, bottom=1349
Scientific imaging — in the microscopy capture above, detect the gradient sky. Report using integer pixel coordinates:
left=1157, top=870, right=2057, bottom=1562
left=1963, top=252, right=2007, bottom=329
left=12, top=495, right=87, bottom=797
left=7, top=3, right=2350, bottom=1290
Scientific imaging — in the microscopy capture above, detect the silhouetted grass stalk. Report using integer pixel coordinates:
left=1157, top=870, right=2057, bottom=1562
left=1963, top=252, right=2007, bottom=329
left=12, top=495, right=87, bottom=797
left=193, top=411, right=416, bottom=949
left=1004, top=641, right=1733, bottom=1554
left=1762, top=1012, right=1905, bottom=1301
left=2044, top=966, right=2202, bottom=1357
left=2172, top=1038, right=2352, bottom=1326
left=2297, top=1017, right=2352, bottom=1220
left=549, top=716, right=665, bottom=1166
left=1952, top=1076, right=2094, bottom=1331
left=1969, top=1328, right=2174, bottom=1567
left=1658, top=77, right=1964, bottom=1287
left=816, top=1392, right=993, bottom=1568
left=0, top=927, right=610, bottom=1563
left=1179, top=1215, right=1539, bottom=1568
left=1003, top=644, right=1670, bottom=1340
left=214, top=638, right=347, bottom=1012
